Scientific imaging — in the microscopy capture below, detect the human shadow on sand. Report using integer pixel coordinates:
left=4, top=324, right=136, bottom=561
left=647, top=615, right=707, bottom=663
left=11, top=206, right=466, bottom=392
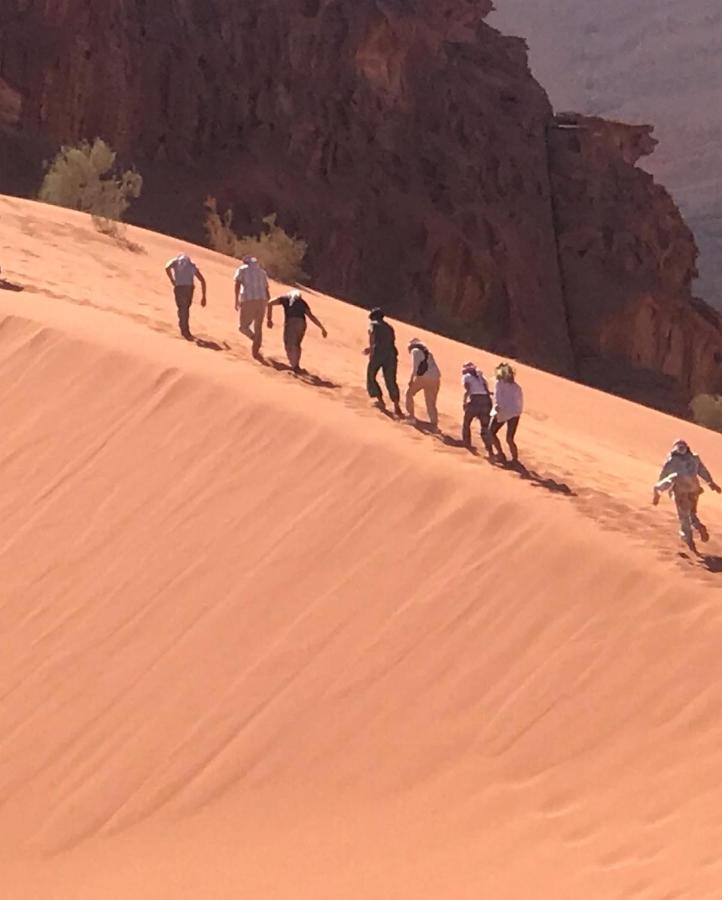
left=700, top=555, right=722, bottom=574
left=440, top=434, right=478, bottom=454
left=264, top=357, right=340, bottom=389
left=195, top=337, right=230, bottom=352
left=504, top=460, right=576, bottom=497
left=0, top=279, right=24, bottom=292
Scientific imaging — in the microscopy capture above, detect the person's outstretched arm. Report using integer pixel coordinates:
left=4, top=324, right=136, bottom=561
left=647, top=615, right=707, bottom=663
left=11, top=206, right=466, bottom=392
left=266, top=298, right=282, bottom=328
left=657, top=458, right=673, bottom=484
left=234, top=275, right=242, bottom=311
left=698, top=458, right=721, bottom=492
left=195, top=268, right=207, bottom=306
left=307, top=311, right=327, bottom=338
left=164, top=261, right=176, bottom=286
left=364, top=325, right=375, bottom=357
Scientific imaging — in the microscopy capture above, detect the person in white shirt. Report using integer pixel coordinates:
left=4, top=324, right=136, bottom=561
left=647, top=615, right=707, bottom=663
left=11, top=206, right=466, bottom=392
left=488, top=362, right=524, bottom=463
left=461, top=362, right=492, bottom=453
left=405, top=338, right=441, bottom=429
left=234, top=256, right=270, bottom=359
left=164, top=252, right=207, bottom=339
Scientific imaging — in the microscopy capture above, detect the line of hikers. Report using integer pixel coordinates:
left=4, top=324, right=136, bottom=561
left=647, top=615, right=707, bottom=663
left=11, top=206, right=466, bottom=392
left=164, top=251, right=719, bottom=553
left=165, top=251, right=524, bottom=462
left=364, top=306, right=523, bottom=462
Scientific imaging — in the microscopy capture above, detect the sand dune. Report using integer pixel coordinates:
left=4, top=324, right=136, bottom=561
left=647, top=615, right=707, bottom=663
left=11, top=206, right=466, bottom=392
left=2, top=195, right=722, bottom=897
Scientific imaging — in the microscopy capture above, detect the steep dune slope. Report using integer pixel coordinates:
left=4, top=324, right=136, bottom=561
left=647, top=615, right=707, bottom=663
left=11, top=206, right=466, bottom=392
left=2, top=197, right=722, bottom=897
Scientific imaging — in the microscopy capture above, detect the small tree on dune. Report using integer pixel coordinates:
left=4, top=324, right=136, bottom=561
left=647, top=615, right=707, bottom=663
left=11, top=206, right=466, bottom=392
left=39, top=138, right=143, bottom=234
left=204, top=196, right=308, bottom=283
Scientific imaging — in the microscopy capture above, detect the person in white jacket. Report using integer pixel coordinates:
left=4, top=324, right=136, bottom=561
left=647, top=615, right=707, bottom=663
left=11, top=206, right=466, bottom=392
left=653, top=439, right=721, bottom=550
left=488, top=362, right=523, bottom=462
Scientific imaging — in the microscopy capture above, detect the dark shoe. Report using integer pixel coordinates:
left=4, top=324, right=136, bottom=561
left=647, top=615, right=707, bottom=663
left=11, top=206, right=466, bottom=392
left=698, top=523, right=710, bottom=543
left=393, top=404, right=404, bottom=418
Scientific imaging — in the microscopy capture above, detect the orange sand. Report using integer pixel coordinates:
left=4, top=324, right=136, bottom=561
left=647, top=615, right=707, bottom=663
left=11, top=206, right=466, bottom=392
left=2, top=195, right=722, bottom=898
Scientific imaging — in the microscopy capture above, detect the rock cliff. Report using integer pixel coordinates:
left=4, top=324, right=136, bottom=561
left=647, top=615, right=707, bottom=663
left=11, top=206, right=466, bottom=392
left=2, top=0, right=721, bottom=409
left=548, top=114, right=722, bottom=411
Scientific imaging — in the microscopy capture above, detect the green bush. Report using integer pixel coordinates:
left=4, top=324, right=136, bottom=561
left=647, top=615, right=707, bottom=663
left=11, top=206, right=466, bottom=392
left=39, top=138, right=142, bottom=224
left=204, top=196, right=307, bottom=283
left=690, top=394, right=722, bottom=433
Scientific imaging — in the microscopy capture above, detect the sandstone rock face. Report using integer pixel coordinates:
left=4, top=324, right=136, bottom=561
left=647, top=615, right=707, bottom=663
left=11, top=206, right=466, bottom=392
left=490, top=0, right=722, bottom=309
left=2, top=0, right=722, bottom=409
left=548, top=115, right=722, bottom=411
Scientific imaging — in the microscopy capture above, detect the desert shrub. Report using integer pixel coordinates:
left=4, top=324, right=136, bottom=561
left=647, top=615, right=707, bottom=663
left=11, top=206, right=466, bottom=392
left=204, top=196, right=307, bottom=283
left=39, top=138, right=142, bottom=223
left=690, top=394, right=722, bottom=433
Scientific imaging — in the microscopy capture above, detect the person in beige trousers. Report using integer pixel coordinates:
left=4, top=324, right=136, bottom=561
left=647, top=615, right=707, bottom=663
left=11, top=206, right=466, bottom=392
left=405, top=338, right=441, bottom=430
left=234, top=256, right=270, bottom=359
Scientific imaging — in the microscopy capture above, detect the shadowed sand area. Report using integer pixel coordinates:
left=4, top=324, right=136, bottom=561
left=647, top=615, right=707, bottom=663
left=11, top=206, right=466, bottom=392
left=2, top=196, right=722, bottom=897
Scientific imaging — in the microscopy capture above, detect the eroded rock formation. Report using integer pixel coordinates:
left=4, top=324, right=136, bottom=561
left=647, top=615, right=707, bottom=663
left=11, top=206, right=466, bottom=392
left=2, top=0, right=721, bottom=409
left=549, top=114, right=722, bottom=411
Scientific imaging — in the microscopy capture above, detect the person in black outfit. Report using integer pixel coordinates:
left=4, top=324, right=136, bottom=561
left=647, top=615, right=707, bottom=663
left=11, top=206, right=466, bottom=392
left=364, top=308, right=403, bottom=417
left=267, top=290, right=327, bottom=373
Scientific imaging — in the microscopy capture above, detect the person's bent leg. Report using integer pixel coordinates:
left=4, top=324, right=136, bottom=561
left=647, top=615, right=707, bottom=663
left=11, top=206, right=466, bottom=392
left=367, top=358, right=384, bottom=401
left=478, top=395, right=493, bottom=456
left=252, top=300, right=266, bottom=357
left=382, top=355, right=403, bottom=415
left=487, top=415, right=505, bottom=459
left=506, top=416, right=520, bottom=461
left=405, top=381, right=420, bottom=420
left=284, top=319, right=305, bottom=370
left=239, top=302, right=255, bottom=340
left=424, top=378, right=440, bottom=428
left=295, top=319, right=307, bottom=369
left=690, top=491, right=709, bottom=541
left=382, top=355, right=401, bottom=404
left=462, top=406, right=474, bottom=447
left=174, top=286, right=193, bottom=337
left=675, top=492, right=696, bottom=548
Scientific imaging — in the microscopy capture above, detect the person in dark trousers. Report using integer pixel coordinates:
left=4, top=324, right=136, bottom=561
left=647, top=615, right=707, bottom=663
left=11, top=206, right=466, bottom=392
left=653, top=438, right=721, bottom=552
left=364, top=308, right=403, bottom=417
left=267, top=290, right=327, bottom=373
left=164, top=252, right=207, bottom=339
left=461, top=362, right=492, bottom=454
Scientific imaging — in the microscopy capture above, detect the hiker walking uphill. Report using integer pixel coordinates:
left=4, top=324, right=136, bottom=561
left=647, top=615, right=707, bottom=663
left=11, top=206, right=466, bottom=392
left=234, top=256, right=270, bottom=359
left=405, top=338, right=441, bottom=430
left=267, top=290, right=327, bottom=373
left=488, top=362, right=524, bottom=463
left=653, top=439, right=721, bottom=552
left=461, top=362, right=492, bottom=454
left=364, top=308, right=403, bottom=417
left=165, top=252, right=207, bottom=339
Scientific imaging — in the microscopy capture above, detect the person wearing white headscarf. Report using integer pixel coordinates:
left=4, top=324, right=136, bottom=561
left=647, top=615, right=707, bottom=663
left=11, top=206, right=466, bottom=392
left=653, top=439, right=721, bottom=550
left=405, top=338, right=441, bottom=429
left=461, top=362, right=492, bottom=453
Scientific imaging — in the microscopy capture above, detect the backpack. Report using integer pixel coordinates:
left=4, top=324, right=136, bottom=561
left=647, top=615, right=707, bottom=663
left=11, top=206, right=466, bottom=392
left=416, top=346, right=429, bottom=376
